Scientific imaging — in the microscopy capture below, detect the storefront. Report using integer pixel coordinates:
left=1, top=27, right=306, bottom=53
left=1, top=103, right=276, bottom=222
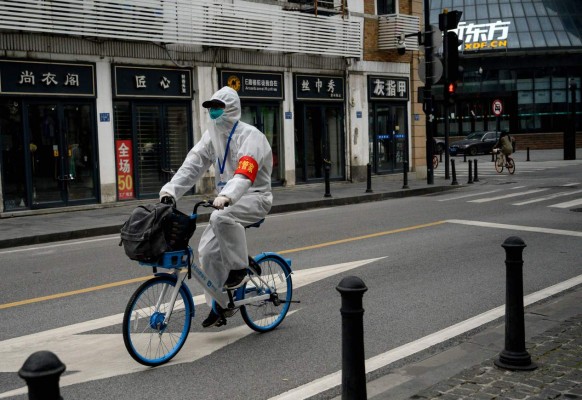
left=219, top=70, right=284, bottom=184
left=112, top=65, right=192, bottom=200
left=0, top=59, right=98, bottom=211
left=431, top=0, right=582, bottom=136
left=293, top=74, right=345, bottom=182
left=368, top=76, right=410, bottom=174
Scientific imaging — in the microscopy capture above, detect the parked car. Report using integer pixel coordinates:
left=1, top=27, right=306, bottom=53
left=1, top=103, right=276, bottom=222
left=449, top=131, right=501, bottom=156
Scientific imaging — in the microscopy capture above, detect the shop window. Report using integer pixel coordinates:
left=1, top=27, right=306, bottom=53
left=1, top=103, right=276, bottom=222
left=0, top=100, right=26, bottom=210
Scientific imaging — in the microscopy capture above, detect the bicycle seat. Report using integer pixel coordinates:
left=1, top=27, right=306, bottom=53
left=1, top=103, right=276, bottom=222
left=244, top=218, right=265, bottom=229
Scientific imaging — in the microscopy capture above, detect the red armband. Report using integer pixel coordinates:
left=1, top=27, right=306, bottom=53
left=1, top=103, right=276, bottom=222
left=235, top=156, right=259, bottom=183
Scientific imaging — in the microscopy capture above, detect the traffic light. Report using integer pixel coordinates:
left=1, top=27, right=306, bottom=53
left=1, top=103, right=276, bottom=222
left=446, top=81, right=457, bottom=104
left=439, top=10, right=462, bottom=32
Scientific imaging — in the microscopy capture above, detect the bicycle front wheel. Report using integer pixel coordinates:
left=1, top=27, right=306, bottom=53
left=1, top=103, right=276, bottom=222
left=507, top=159, right=515, bottom=174
left=494, top=156, right=504, bottom=173
left=123, top=276, right=192, bottom=366
left=241, top=255, right=292, bottom=333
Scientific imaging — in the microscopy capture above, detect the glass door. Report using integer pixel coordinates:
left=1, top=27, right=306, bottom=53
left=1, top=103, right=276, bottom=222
left=294, top=104, right=345, bottom=182
left=240, top=103, right=282, bottom=183
left=63, top=104, right=97, bottom=202
left=369, top=103, right=407, bottom=173
left=26, top=102, right=98, bottom=208
left=28, top=103, right=63, bottom=206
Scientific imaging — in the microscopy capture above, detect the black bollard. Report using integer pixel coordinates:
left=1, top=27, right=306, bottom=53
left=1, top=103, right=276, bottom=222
left=336, top=276, right=368, bottom=400
left=19, top=351, right=66, bottom=400
left=450, top=159, right=459, bottom=185
left=494, top=237, right=537, bottom=371
left=439, top=152, right=443, bottom=163
left=467, top=160, right=473, bottom=184
left=365, top=163, right=373, bottom=193
left=402, top=158, right=409, bottom=189
left=527, top=147, right=530, bottom=162
left=491, top=151, right=495, bottom=162
left=324, top=159, right=332, bottom=198
left=473, top=159, right=479, bottom=182
left=463, top=152, right=467, bottom=163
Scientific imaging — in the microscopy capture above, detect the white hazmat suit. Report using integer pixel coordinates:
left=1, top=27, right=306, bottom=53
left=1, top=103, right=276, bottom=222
left=160, top=86, right=273, bottom=306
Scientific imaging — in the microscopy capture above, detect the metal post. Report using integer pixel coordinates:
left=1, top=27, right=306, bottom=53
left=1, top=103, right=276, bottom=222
left=565, top=81, right=577, bottom=160
left=494, top=237, right=537, bottom=371
left=450, top=158, right=458, bottom=185
left=336, top=276, right=368, bottom=400
left=467, top=160, right=473, bottom=184
left=424, top=0, right=434, bottom=185
left=473, top=159, right=479, bottom=182
left=463, top=152, right=467, bottom=163
left=402, top=142, right=409, bottom=189
left=527, top=147, right=530, bottom=161
left=365, top=163, right=373, bottom=193
left=324, top=159, right=332, bottom=198
left=19, top=351, right=66, bottom=400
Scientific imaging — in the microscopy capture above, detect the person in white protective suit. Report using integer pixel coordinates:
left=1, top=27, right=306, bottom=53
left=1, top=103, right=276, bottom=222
left=159, top=86, right=273, bottom=328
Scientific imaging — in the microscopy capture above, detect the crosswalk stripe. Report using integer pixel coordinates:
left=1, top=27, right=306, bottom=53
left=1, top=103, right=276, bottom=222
left=468, top=189, right=549, bottom=203
left=438, top=190, right=501, bottom=201
left=512, top=189, right=582, bottom=206
left=549, top=198, right=582, bottom=209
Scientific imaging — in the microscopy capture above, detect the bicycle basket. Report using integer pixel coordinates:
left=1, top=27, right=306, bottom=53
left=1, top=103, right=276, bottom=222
left=163, top=207, right=196, bottom=251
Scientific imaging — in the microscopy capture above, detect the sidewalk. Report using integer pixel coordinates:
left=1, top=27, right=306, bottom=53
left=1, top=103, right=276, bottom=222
left=0, top=173, right=455, bottom=249
left=363, top=284, right=582, bottom=400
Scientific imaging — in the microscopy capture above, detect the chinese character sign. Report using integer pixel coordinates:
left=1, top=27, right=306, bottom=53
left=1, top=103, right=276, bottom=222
left=295, top=75, right=344, bottom=101
left=454, top=20, right=510, bottom=51
left=368, top=77, right=409, bottom=101
left=113, top=66, right=192, bottom=98
left=115, top=140, right=134, bottom=200
left=219, top=71, right=283, bottom=99
left=0, top=60, right=95, bottom=96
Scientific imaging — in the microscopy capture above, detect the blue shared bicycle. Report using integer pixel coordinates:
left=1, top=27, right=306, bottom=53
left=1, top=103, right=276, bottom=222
left=122, top=200, right=294, bottom=366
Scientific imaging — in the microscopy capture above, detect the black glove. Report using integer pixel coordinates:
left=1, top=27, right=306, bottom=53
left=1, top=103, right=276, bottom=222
left=160, top=196, right=175, bottom=206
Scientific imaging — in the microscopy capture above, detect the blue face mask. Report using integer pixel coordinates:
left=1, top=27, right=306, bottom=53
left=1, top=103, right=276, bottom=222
left=209, top=108, right=224, bottom=120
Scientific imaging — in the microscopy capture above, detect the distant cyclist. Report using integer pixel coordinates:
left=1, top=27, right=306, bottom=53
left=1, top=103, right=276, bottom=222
left=493, top=131, right=513, bottom=166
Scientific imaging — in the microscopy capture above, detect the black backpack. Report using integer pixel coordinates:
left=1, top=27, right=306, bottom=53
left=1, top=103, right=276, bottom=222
left=120, top=203, right=195, bottom=263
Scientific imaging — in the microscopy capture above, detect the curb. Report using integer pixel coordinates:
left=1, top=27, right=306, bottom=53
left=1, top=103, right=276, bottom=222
left=0, top=185, right=457, bottom=250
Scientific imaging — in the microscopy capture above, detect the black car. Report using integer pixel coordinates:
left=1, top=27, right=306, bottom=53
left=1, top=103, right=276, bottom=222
left=449, top=131, right=501, bottom=156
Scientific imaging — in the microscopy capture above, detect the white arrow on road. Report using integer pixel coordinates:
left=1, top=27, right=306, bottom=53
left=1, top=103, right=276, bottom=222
left=0, top=257, right=385, bottom=399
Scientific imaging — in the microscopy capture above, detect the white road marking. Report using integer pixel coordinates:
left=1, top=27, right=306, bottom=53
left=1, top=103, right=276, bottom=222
left=445, top=219, right=582, bottom=237
left=269, top=274, right=582, bottom=400
left=468, top=189, right=549, bottom=203
left=0, top=257, right=384, bottom=399
left=512, top=190, right=582, bottom=205
left=437, top=190, right=501, bottom=201
left=549, top=198, right=582, bottom=208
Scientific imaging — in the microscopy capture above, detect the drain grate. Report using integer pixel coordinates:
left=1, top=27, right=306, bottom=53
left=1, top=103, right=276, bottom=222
left=572, top=208, right=582, bottom=212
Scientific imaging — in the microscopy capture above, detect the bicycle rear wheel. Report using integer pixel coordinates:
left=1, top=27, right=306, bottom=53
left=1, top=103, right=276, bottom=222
left=123, top=276, right=192, bottom=366
left=494, top=156, right=504, bottom=173
left=507, top=159, right=515, bottom=174
left=240, top=255, right=292, bottom=333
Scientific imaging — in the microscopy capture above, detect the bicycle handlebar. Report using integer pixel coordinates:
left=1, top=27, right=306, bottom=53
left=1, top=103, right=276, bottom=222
left=192, top=199, right=230, bottom=215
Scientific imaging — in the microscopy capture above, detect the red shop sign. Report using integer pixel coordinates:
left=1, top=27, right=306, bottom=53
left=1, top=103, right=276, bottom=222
left=115, top=139, right=135, bottom=200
